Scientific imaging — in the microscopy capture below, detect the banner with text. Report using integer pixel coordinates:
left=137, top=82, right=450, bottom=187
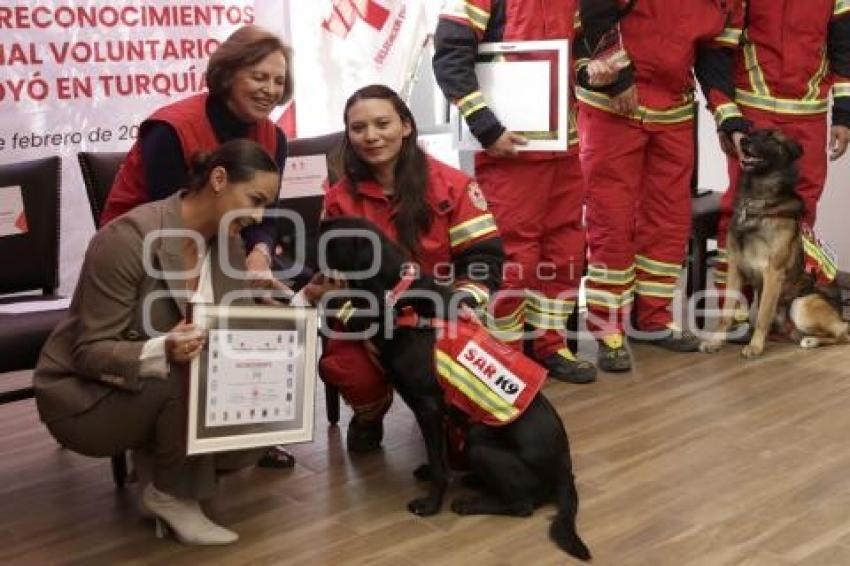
left=0, top=0, right=289, bottom=294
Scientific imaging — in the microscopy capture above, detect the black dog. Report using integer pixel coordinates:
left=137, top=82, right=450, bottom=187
left=318, top=216, right=590, bottom=560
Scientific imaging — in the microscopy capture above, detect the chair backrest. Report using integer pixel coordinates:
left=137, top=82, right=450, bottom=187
left=0, top=156, right=61, bottom=295
left=77, top=151, right=126, bottom=228
left=277, top=131, right=345, bottom=270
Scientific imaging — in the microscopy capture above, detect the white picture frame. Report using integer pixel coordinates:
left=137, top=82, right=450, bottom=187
left=451, top=39, right=570, bottom=152
left=187, top=304, right=319, bottom=455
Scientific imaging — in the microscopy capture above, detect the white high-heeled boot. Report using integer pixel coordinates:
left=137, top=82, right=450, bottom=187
left=132, top=450, right=154, bottom=519
left=141, top=484, right=238, bottom=545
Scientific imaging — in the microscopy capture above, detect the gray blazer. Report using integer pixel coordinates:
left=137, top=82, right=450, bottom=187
left=35, top=193, right=250, bottom=424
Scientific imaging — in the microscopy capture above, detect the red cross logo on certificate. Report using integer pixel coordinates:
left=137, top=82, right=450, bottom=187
left=322, top=0, right=391, bottom=38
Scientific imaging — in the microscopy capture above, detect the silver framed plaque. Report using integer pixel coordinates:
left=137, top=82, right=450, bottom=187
left=451, top=39, right=570, bottom=152
left=187, top=304, right=319, bottom=455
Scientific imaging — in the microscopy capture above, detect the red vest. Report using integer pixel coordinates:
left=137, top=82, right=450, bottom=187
left=101, top=93, right=279, bottom=225
left=433, top=317, right=547, bottom=427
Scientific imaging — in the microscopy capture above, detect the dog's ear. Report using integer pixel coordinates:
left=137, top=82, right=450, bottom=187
left=784, top=137, right=803, bottom=161
left=773, top=131, right=803, bottom=161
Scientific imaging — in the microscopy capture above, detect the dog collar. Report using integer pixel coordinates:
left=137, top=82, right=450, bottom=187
left=386, top=265, right=418, bottom=307
left=394, top=306, right=449, bottom=330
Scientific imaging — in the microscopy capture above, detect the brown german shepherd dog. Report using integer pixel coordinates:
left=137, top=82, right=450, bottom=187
left=701, top=129, right=849, bottom=357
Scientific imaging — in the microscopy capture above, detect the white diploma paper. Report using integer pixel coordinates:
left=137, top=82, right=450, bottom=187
left=205, top=329, right=300, bottom=427
left=477, top=61, right=550, bottom=132
left=281, top=154, right=328, bottom=199
left=452, top=39, right=569, bottom=152
left=0, top=185, right=28, bottom=237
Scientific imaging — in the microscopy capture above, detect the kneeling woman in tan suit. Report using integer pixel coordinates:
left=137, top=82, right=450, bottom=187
left=34, top=139, right=281, bottom=545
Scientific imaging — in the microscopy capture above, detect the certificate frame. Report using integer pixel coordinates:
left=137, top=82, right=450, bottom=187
left=451, top=39, right=569, bottom=152
left=187, top=304, right=319, bottom=455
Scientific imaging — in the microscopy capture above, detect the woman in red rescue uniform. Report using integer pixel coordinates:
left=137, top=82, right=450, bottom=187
left=573, top=0, right=747, bottom=371
left=320, top=84, right=504, bottom=453
left=711, top=0, right=850, bottom=333
left=433, top=0, right=598, bottom=384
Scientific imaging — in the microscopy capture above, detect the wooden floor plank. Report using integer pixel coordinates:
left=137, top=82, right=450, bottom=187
left=2, top=340, right=850, bottom=564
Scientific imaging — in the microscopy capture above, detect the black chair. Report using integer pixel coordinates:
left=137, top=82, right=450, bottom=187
left=77, top=151, right=126, bottom=228
left=278, top=131, right=345, bottom=425
left=686, top=103, right=724, bottom=328
left=0, top=156, right=65, bottom=405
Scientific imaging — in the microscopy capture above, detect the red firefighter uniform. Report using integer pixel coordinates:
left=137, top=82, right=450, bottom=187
left=574, top=0, right=744, bottom=340
left=713, top=0, right=850, bottom=291
left=319, top=156, right=503, bottom=419
left=433, top=0, right=590, bottom=373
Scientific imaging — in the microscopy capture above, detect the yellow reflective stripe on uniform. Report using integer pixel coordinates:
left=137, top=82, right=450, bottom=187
left=636, top=254, right=682, bottom=278
left=587, top=264, right=636, bottom=285
left=833, top=83, right=850, bottom=98
left=585, top=286, right=635, bottom=308
left=802, top=234, right=838, bottom=279
left=440, top=0, right=490, bottom=32
left=714, top=27, right=742, bottom=46
left=568, top=109, right=579, bottom=147
left=742, top=36, right=770, bottom=96
left=337, top=300, right=355, bottom=325
left=450, top=213, right=497, bottom=248
left=525, top=291, right=574, bottom=316
left=435, top=350, right=518, bottom=422
left=576, top=58, right=590, bottom=71
left=457, top=90, right=487, bottom=117
left=456, top=282, right=489, bottom=305
left=805, top=48, right=829, bottom=101
left=713, top=248, right=729, bottom=282
left=526, top=293, right=573, bottom=329
left=487, top=300, right=525, bottom=330
left=526, top=310, right=568, bottom=330
left=635, top=280, right=677, bottom=298
left=576, top=87, right=694, bottom=124
left=714, top=102, right=744, bottom=125
left=835, top=0, right=850, bottom=16
left=735, top=89, right=829, bottom=114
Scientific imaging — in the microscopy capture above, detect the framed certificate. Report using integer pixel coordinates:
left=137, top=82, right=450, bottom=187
left=451, top=39, right=569, bottom=152
left=187, top=304, right=319, bottom=455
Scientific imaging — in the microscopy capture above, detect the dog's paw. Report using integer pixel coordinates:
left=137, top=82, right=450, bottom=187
left=413, top=464, right=432, bottom=482
left=741, top=344, right=764, bottom=358
left=407, top=496, right=441, bottom=516
left=699, top=340, right=723, bottom=354
left=451, top=497, right=475, bottom=515
left=799, top=336, right=820, bottom=349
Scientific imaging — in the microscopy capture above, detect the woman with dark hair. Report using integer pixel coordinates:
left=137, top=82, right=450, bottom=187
left=35, top=139, right=281, bottom=545
left=319, top=84, right=504, bottom=452
left=101, top=23, right=297, bottom=467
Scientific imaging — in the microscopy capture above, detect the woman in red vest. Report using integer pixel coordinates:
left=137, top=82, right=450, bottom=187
left=319, top=84, right=505, bottom=453
left=102, top=24, right=291, bottom=289
left=101, top=24, right=296, bottom=468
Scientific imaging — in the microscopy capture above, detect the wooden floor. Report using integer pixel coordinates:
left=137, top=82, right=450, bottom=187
left=2, top=339, right=850, bottom=565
